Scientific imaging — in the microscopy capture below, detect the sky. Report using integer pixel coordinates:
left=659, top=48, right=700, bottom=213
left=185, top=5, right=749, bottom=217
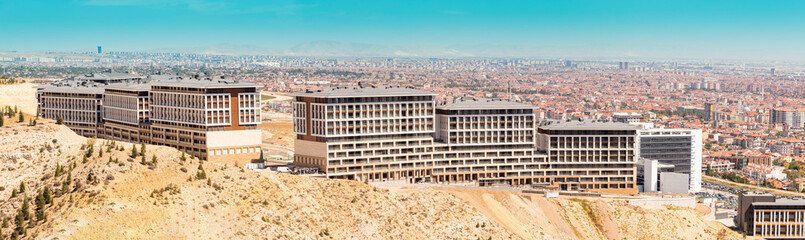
left=1, top=0, right=805, bottom=60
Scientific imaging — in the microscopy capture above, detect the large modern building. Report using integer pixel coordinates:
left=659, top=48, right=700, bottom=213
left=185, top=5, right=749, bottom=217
left=291, top=84, right=641, bottom=194
left=738, top=192, right=805, bottom=239
left=536, top=120, right=640, bottom=194
left=292, top=84, right=438, bottom=181
left=36, top=72, right=263, bottom=163
left=434, top=96, right=543, bottom=186
left=636, top=127, right=703, bottom=193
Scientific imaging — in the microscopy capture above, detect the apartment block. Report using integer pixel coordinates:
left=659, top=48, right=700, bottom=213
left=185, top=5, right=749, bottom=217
left=35, top=72, right=263, bottom=163
left=770, top=108, right=805, bottom=128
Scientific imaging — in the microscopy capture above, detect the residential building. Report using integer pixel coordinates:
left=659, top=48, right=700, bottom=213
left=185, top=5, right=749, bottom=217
left=742, top=163, right=786, bottom=181
left=704, top=159, right=734, bottom=172
left=611, top=112, right=643, bottom=123
left=771, top=143, right=795, bottom=156
left=704, top=103, right=714, bottom=122
left=770, top=108, right=805, bottom=128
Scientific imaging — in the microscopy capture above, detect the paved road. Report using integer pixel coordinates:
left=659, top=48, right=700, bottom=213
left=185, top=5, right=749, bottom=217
left=703, top=175, right=805, bottom=197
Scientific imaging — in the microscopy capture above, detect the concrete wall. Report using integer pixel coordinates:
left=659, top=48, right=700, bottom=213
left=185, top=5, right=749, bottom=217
left=294, top=139, right=327, bottom=159
left=644, top=159, right=659, bottom=192
left=206, top=129, right=261, bottom=148
left=628, top=196, right=696, bottom=208
left=660, top=172, right=690, bottom=194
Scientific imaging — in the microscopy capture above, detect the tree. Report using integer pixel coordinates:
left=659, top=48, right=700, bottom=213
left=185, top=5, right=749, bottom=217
left=14, top=209, right=25, bottom=238
left=62, top=172, right=72, bottom=194
left=43, top=186, right=52, bottom=204
left=706, top=164, right=716, bottom=176
left=152, top=154, right=157, bottom=165
left=0, top=114, right=4, bottom=127
left=35, top=192, right=45, bottom=221
left=11, top=189, right=17, bottom=198
left=196, top=164, right=207, bottom=180
left=18, top=182, right=25, bottom=193
left=131, top=144, right=138, bottom=157
left=20, top=198, right=30, bottom=221
left=17, top=112, right=23, bottom=123
left=56, top=116, right=63, bottom=125
left=54, top=164, right=63, bottom=177
left=180, top=152, right=186, bottom=162
left=141, top=141, right=146, bottom=155
left=141, top=154, right=147, bottom=165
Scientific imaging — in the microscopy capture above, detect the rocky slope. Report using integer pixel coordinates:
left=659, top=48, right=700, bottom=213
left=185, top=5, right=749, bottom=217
left=0, top=121, right=750, bottom=239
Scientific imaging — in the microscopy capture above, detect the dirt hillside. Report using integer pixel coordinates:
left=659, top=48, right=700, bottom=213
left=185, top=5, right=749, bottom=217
left=0, top=120, right=750, bottom=239
left=0, top=83, right=38, bottom=115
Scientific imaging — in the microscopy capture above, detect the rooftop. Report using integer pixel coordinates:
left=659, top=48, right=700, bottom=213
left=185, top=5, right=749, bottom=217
left=150, top=76, right=262, bottom=89
left=78, top=72, right=143, bottom=82
left=36, top=73, right=262, bottom=94
left=752, top=197, right=805, bottom=206
left=437, top=96, right=534, bottom=110
left=290, top=83, right=436, bottom=98
left=539, top=119, right=641, bottom=131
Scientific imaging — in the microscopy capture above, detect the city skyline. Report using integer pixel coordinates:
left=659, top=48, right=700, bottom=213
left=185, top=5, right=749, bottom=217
left=3, top=0, right=805, bottom=61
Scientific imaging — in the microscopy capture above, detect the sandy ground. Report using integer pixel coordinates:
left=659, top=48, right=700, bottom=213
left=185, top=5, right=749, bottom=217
left=0, top=83, right=38, bottom=115
left=260, top=91, right=292, bottom=103
left=260, top=111, right=294, bottom=153
left=0, top=87, right=756, bottom=239
left=386, top=184, right=753, bottom=240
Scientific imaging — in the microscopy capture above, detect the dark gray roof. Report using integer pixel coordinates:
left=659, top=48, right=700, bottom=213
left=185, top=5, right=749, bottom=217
left=539, top=120, right=641, bottom=131
left=104, top=83, right=152, bottom=91
left=291, top=84, right=436, bottom=98
left=79, top=72, right=143, bottom=82
left=36, top=78, right=106, bottom=94
left=150, top=76, right=262, bottom=89
left=36, top=73, right=262, bottom=94
left=753, top=197, right=805, bottom=206
left=437, top=96, right=534, bottom=110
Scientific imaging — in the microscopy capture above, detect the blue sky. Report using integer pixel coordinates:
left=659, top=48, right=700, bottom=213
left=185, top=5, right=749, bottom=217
left=1, top=0, right=804, bottom=60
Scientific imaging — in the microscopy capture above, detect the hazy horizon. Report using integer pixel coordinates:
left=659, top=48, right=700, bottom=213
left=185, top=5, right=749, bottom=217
left=3, top=0, right=805, bottom=61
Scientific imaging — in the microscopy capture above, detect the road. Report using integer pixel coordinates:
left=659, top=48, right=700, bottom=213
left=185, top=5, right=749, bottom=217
left=703, top=175, right=805, bottom=197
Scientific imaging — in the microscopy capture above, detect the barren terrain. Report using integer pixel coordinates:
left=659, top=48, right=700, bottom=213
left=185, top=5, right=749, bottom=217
left=0, top=120, right=752, bottom=239
left=0, top=83, right=38, bottom=115
left=0, top=85, right=750, bottom=239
